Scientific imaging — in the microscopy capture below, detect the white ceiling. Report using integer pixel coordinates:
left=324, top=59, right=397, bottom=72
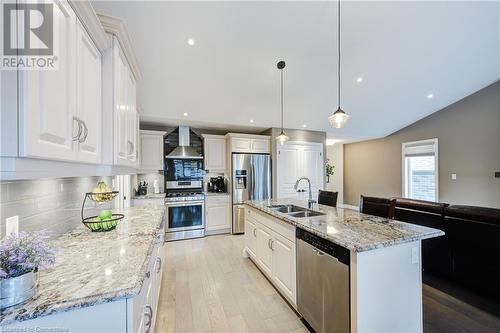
left=92, top=1, right=500, bottom=141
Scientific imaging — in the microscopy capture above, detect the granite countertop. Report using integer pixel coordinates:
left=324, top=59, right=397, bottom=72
left=132, top=193, right=165, bottom=199
left=0, top=205, right=166, bottom=325
left=246, top=199, right=444, bottom=253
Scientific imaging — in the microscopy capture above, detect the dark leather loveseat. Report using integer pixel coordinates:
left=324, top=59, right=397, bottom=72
left=393, top=198, right=500, bottom=300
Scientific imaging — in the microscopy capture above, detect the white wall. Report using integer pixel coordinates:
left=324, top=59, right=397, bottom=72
left=326, top=143, right=344, bottom=205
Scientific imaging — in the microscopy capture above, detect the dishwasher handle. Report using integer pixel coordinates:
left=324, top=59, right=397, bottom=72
left=296, top=227, right=350, bottom=266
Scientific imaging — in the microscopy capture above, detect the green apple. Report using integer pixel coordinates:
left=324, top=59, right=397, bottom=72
left=98, top=210, right=113, bottom=221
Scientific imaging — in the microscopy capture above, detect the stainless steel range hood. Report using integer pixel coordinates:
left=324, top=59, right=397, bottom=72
left=165, top=126, right=203, bottom=159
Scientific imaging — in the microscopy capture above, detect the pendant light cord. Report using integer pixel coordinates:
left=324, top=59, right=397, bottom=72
left=337, top=0, right=341, bottom=109
left=280, top=68, right=284, bottom=132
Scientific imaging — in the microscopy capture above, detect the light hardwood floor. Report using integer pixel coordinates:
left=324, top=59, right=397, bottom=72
left=155, top=234, right=307, bottom=333
left=155, top=234, right=500, bottom=333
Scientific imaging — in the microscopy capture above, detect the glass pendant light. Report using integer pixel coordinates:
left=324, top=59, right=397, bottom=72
left=276, top=60, right=289, bottom=145
left=328, top=0, right=350, bottom=128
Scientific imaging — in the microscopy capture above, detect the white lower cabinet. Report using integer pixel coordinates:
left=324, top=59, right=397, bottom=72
left=128, top=237, right=165, bottom=333
left=271, top=233, right=296, bottom=302
left=244, top=205, right=297, bottom=306
left=256, top=225, right=274, bottom=276
left=244, top=218, right=257, bottom=258
left=205, top=195, right=231, bottom=233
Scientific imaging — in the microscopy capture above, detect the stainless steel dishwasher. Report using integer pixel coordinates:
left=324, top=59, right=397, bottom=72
left=297, top=228, right=350, bottom=333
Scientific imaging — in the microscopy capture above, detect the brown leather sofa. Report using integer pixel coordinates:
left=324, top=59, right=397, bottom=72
left=445, top=205, right=500, bottom=299
left=394, top=198, right=452, bottom=277
left=393, top=198, right=500, bottom=300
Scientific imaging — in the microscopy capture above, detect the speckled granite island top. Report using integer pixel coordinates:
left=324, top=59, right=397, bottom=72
left=0, top=205, right=166, bottom=325
left=246, top=199, right=444, bottom=252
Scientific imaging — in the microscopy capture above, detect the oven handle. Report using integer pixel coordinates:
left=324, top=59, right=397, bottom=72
left=165, top=200, right=205, bottom=207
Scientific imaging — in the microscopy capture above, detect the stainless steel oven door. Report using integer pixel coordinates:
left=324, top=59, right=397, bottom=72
left=165, top=200, right=205, bottom=233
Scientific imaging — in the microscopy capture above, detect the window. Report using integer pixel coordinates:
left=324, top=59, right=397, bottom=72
left=402, top=139, right=438, bottom=202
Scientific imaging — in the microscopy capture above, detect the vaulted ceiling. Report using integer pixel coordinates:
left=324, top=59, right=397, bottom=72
left=93, top=1, right=500, bottom=141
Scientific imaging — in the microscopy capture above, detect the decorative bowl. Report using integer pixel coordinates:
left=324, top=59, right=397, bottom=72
left=82, top=214, right=124, bottom=232
left=87, top=191, right=119, bottom=203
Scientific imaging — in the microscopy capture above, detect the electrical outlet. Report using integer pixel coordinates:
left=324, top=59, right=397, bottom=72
left=6, top=216, right=19, bottom=237
left=451, top=173, right=457, bottom=180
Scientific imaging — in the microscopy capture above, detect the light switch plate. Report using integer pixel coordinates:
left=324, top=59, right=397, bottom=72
left=6, top=216, right=19, bottom=237
left=451, top=173, right=457, bottom=180
left=411, top=247, right=419, bottom=264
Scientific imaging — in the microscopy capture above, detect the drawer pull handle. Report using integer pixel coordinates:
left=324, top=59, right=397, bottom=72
left=156, top=257, right=162, bottom=273
left=144, top=304, right=153, bottom=333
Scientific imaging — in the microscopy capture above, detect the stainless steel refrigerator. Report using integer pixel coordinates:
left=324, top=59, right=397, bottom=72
left=232, top=153, right=272, bottom=234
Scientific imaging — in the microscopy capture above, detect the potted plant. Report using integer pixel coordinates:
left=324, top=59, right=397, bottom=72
left=325, top=159, right=335, bottom=183
left=0, top=231, right=56, bottom=309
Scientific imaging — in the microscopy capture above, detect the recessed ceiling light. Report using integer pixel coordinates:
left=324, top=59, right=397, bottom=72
left=183, top=112, right=188, bottom=117
left=427, top=93, right=434, bottom=99
left=250, top=119, right=254, bottom=123
left=356, top=77, right=363, bottom=83
left=187, top=38, right=195, bottom=46
left=302, top=124, right=307, bottom=128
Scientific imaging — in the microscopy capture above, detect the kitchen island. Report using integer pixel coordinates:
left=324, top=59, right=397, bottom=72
left=244, top=199, right=444, bottom=333
left=1, top=205, right=166, bottom=333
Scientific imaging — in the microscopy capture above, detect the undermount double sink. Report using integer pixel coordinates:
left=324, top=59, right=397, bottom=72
left=268, top=204, right=326, bottom=218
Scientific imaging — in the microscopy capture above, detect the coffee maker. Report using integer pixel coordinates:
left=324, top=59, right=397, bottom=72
left=208, top=176, right=226, bottom=193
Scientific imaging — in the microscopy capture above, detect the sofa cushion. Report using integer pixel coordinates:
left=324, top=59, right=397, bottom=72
left=445, top=205, right=500, bottom=225
left=394, top=198, right=449, bottom=215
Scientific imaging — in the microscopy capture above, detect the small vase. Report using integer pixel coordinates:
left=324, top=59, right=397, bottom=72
left=0, top=270, right=39, bottom=309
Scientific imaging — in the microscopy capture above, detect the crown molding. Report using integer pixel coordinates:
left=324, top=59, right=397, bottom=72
left=68, top=1, right=109, bottom=52
left=97, top=13, right=143, bottom=81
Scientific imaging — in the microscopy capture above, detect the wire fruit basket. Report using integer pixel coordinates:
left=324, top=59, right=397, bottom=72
left=81, top=190, right=124, bottom=232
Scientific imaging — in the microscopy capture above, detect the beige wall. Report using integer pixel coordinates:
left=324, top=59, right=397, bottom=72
left=326, top=143, right=344, bottom=205
left=344, top=81, right=500, bottom=208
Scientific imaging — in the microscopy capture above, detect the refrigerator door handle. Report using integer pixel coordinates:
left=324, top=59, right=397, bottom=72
left=247, top=156, right=255, bottom=200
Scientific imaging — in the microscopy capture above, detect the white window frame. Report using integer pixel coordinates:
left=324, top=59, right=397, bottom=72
left=401, top=138, right=439, bottom=202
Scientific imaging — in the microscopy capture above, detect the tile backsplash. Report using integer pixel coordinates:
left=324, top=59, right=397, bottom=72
left=134, top=173, right=164, bottom=194
left=0, top=176, right=114, bottom=239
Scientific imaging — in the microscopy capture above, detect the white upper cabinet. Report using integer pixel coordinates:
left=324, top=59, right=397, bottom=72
left=75, top=20, right=102, bottom=164
left=18, top=0, right=77, bottom=162
left=139, top=130, right=165, bottom=171
left=203, top=134, right=226, bottom=172
left=16, top=0, right=104, bottom=164
left=252, top=138, right=271, bottom=153
left=100, top=12, right=142, bottom=168
left=227, top=133, right=271, bottom=154
left=277, top=142, right=324, bottom=199
left=114, top=46, right=129, bottom=164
